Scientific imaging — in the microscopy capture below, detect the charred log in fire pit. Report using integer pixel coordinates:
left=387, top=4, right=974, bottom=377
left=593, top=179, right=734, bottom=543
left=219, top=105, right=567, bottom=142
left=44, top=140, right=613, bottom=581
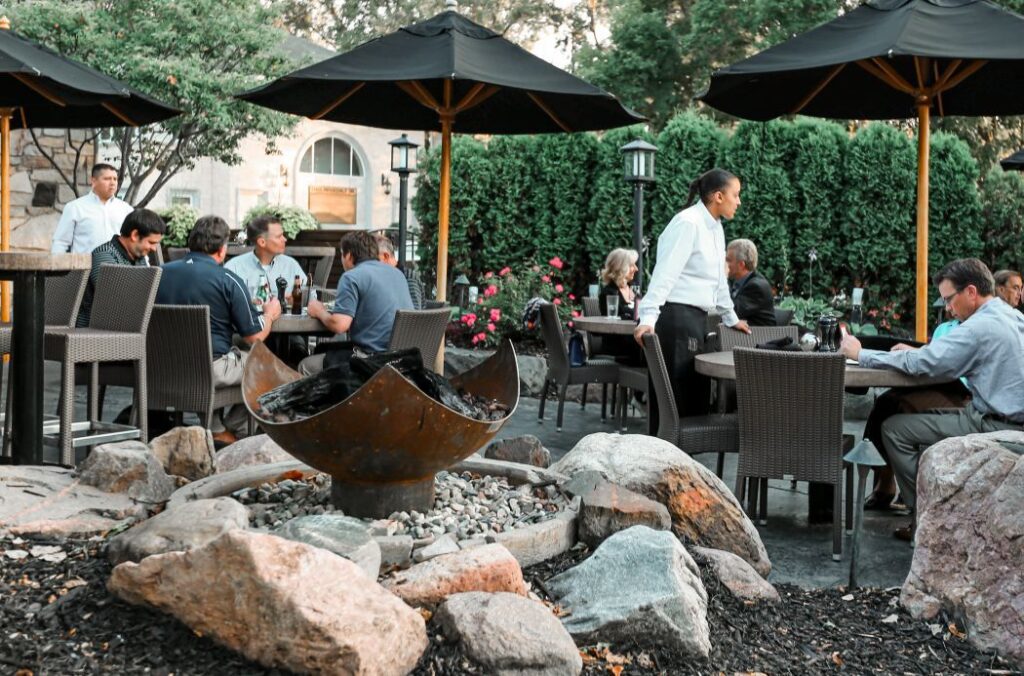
left=242, top=340, right=519, bottom=518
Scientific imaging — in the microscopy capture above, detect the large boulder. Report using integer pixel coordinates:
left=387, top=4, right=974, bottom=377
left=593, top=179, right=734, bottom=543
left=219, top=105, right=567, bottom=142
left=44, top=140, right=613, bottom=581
left=437, top=592, right=582, bottom=676
left=691, top=546, right=779, bottom=603
left=108, top=530, right=427, bottom=675
left=551, top=433, right=770, bottom=577
left=546, top=526, right=710, bottom=659
left=384, top=543, right=527, bottom=607
left=576, top=478, right=672, bottom=548
left=275, top=515, right=381, bottom=580
left=484, top=434, right=551, bottom=468
left=107, top=497, right=250, bottom=565
left=77, top=441, right=175, bottom=504
left=901, top=431, right=1024, bottom=666
left=150, top=426, right=216, bottom=481
left=215, top=434, right=295, bottom=473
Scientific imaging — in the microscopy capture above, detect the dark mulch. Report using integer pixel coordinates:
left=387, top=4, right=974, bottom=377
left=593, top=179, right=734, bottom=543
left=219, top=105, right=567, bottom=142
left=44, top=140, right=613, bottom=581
left=0, top=536, right=1016, bottom=675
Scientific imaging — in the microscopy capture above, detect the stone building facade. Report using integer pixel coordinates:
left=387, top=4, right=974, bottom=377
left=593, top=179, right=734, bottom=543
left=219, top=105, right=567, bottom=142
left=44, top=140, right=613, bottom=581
left=8, top=129, right=93, bottom=252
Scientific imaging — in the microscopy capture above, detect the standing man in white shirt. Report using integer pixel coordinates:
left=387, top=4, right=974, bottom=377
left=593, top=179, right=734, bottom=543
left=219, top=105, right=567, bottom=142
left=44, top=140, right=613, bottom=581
left=51, top=164, right=134, bottom=254
left=634, top=168, right=750, bottom=420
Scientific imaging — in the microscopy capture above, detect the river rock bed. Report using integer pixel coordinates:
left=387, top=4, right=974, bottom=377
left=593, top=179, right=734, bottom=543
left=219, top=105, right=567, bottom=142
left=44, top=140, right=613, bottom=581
left=231, top=469, right=569, bottom=540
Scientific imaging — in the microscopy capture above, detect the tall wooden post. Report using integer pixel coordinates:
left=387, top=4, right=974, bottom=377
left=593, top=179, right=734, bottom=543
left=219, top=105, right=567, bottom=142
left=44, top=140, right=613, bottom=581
left=915, top=101, right=930, bottom=343
left=1, top=109, right=11, bottom=324
left=435, top=80, right=453, bottom=304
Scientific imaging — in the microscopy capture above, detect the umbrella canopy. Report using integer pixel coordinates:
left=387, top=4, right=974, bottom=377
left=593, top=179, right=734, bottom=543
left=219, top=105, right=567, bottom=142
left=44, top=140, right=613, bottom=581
left=1000, top=148, right=1024, bottom=171
left=239, top=9, right=643, bottom=301
left=0, top=17, right=180, bottom=319
left=699, top=0, right=1024, bottom=341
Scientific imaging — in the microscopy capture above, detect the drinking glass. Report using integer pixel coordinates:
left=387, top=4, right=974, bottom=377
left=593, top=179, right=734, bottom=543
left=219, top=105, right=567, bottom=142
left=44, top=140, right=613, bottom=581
left=606, top=294, right=619, bottom=317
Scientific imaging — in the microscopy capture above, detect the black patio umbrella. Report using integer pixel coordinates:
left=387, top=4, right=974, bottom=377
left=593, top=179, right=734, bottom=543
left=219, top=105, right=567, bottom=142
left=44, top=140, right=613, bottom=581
left=239, top=7, right=643, bottom=301
left=699, top=0, right=1024, bottom=341
left=0, top=16, right=180, bottom=309
left=1000, top=148, right=1024, bottom=171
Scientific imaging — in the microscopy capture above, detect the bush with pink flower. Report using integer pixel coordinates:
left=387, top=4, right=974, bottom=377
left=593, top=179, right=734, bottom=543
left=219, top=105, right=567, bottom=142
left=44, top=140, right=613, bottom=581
left=450, top=257, right=576, bottom=350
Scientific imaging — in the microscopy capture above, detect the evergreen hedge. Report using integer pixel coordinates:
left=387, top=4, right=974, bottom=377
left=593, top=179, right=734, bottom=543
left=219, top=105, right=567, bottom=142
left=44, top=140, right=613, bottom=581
left=411, top=112, right=1009, bottom=331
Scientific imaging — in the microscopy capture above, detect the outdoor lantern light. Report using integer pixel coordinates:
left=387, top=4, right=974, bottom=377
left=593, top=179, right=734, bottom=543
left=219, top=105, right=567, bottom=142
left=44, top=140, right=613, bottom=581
left=453, top=274, right=471, bottom=309
left=621, top=139, right=657, bottom=290
left=389, top=133, right=420, bottom=269
left=843, top=439, right=888, bottom=586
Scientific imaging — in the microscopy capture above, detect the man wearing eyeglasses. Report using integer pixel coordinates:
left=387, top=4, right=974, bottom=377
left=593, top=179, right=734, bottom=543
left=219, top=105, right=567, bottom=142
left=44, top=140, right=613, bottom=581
left=841, top=258, right=1024, bottom=542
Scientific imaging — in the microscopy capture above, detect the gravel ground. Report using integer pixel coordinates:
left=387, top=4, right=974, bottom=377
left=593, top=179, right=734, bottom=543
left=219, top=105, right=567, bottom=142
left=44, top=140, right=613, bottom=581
left=0, top=536, right=1015, bottom=675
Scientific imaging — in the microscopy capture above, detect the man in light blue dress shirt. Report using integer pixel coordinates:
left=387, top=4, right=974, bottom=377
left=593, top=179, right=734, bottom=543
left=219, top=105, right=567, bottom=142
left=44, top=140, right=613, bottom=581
left=50, top=164, right=134, bottom=253
left=842, top=258, right=1024, bottom=539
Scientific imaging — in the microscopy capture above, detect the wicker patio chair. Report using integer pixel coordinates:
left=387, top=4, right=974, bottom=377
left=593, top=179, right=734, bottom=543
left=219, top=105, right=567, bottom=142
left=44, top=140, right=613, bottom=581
left=166, top=247, right=189, bottom=262
left=0, top=269, right=89, bottom=459
left=581, top=296, right=606, bottom=356
left=423, top=300, right=448, bottom=310
left=718, top=323, right=800, bottom=351
left=537, top=302, right=619, bottom=431
left=388, top=307, right=451, bottom=374
left=43, top=265, right=161, bottom=465
left=640, top=333, right=738, bottom=477
left=733, top=347, right=854, bottom=561
left=615, top=364, right=649, bottom=432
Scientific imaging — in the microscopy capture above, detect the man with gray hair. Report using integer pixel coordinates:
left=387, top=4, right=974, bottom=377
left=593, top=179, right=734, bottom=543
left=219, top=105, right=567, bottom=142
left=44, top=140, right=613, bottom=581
left=374, top=232, right=424, bottom=310
left=725, top=238, right=775, bottom=326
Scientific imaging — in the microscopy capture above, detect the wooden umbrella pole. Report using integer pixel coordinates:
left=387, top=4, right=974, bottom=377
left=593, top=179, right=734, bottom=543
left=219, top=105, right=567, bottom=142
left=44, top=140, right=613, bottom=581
left=435, top=80, right=453, bottom=303
left=915, top=100, right=930, bottom=342
left=1, top=108, right=10, bottom=324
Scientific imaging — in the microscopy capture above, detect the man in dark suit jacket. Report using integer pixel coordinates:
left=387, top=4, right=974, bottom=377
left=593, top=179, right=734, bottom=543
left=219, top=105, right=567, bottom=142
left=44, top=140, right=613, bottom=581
left=726, top=239, right=776, bottom=326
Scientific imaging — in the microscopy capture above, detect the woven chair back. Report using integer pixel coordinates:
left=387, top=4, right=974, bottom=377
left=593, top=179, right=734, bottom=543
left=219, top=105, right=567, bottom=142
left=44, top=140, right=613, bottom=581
left=718, top=324, right=799, bottom=351
left=582, top=296, right=601, bottom=316
left=389, top=307, right=451, bottom=373
left=734, top=347, right=846, bottom=484
left=640, top=333, right=679, bottom=443
left=538, top=302, right=570, bottom=380
left=44, top=269, right=88, bottom=326
left=89, top=265, right=162, bottom=334
left=146, top=305, right=215, bottom=414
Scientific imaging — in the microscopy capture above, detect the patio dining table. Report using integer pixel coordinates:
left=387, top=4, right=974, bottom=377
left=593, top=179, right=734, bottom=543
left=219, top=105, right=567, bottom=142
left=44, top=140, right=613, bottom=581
left=695, top=350, right=951, bottom=389
left=269, top=312, right=334, bottom=337
left=572, top=316, right=637, bottom=336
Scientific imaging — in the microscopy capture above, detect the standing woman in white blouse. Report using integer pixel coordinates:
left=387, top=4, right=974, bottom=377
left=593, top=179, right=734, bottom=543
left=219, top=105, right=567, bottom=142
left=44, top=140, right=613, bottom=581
left=634, top=168, right=750, bottom=420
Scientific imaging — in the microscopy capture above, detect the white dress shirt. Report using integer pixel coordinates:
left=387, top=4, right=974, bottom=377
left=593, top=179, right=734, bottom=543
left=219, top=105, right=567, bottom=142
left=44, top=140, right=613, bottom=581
left=637, top=200, right=739, bottom=328
left=50, top=191, right=134, bottom=254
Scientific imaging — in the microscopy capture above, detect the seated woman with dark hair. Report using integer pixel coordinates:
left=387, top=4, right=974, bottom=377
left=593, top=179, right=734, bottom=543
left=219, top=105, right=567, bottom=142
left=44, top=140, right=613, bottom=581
left=595, top=248, right=643, bottom=365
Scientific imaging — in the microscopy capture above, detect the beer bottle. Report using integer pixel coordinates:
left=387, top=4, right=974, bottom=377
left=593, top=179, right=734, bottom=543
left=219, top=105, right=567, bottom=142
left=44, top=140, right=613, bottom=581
left=291, top=275, right=303, bottom=315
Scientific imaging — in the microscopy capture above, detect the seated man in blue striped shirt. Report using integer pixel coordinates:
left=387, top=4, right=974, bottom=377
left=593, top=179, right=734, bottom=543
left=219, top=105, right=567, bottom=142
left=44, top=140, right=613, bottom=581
left=842, top=258, right=1024, bottom=541
left=77, top=208, right=166, bottom=327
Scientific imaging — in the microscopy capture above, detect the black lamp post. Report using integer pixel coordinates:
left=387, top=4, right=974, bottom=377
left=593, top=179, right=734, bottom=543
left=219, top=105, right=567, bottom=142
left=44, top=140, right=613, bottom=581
left=389, top=133, right=419, bottom=269
left=621, top=139, right=657, bottom=290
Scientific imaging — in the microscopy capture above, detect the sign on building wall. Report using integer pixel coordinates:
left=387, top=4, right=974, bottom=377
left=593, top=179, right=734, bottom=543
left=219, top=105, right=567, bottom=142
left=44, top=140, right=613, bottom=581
left=309, top=186, right=357, bottom=225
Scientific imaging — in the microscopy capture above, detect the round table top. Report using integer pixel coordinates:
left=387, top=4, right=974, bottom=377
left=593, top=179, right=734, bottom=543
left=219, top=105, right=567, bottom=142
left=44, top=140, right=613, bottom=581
left=0, top=252, right=90, bottom=272
left=270, top=313, right=332, bottom=335
left=695, top=350, right=950, bottom=388
left=573, top=316, right=637, bottom=336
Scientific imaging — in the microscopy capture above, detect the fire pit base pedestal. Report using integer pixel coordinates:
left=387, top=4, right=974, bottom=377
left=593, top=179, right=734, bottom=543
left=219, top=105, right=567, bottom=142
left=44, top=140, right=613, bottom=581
left=331, top=475, right=435, bottom=519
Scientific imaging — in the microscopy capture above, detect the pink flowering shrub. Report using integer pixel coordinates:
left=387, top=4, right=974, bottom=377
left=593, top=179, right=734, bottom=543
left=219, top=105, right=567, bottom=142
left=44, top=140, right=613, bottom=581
left=450, top=258, right=576, bottom=349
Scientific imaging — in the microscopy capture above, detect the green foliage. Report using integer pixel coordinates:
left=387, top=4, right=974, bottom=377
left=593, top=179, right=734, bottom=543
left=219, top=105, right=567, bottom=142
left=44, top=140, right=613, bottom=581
left=586, top=125, right=653, bottom=277
left=242, top=204, right=320, bottom=240
left=777, top=296, right=835, bottom=330
left=155, top=204, right=199, bottom=248
left=839, top=123, right=917, bottom=316
left=787, top=118, right=849, bottom=297
left=449, top=260, right=575, bottom=350
left=720, top=120, right=797, bottom=288
left=479, top=136, right=540, bottom=274
left=5, top=0, right=297, bottom=207
left=926, top=132, right=983, bottom=291
left=980, top=167, right=1024, bottom=272
left=651, top=111, right=727, bottom=232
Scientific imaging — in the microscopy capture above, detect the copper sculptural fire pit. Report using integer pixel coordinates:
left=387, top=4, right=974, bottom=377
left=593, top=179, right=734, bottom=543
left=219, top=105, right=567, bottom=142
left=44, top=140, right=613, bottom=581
left=242, top=340, right=520, bottom=518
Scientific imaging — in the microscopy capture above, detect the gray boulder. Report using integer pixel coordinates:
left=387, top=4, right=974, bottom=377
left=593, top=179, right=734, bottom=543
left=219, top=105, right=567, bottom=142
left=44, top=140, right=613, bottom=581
left=149, top=426, right=215, bottom=481
left=276, top=514, right=381, bottom=579
left=547, top=525, right=710, bottom=658
left=107, top=497, right=250, bottom=565
left=577, top=479, right=672, bottom=547
left=215, top=434, right=295, bottom=473
left=552, top=433, right=770, bottom=577
left=901, top=431, right=1024, bottom=667
left=77, top=441, right=175, bottom=504
left=437, top=592, right=582, bottom=676
left=484, top=435, right=551, bottom=468
left=692, top=546, right=779, bottom=603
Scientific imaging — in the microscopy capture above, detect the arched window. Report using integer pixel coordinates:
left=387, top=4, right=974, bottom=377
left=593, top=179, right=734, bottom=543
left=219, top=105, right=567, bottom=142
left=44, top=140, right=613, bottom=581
left=299, top=137, right=364, bottom=176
